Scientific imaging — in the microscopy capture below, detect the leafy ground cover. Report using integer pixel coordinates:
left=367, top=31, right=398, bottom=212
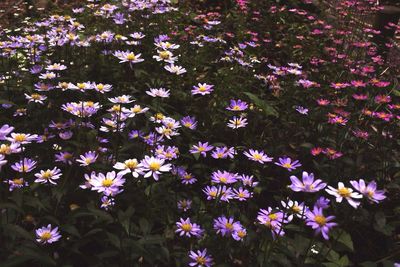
left=0, top=0, right=399, bottom=266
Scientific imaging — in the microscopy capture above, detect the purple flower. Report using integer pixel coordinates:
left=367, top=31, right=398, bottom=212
left=226, top=99, right=248, bottom=111
left=11, top=158, right=37, bottom=173
left=350, top=179, right=386, bottom=203
left=140, top=155, right=171, bottom=181
left=188, top=249, right=213, bottom=267
left=181, top=116, right=197, bottom=130
left=213, top=216, right=241, bottom=237
left=191, top=83, right=214, bottom=96
left=233, top=187, right=252, bottom=201
left=175, top=218, right=203, bottom=237
left=289, top=171, right=327, bottom=192
left=76, top=151, right=98, bottom=166
left=256, top=207, right=288, bottom=238
left=35, top=224, right=61, bottom=244
left=177, top=199, right=192, bottom=212
left=211, top=170, right=238, bottom=184
left=295, top=106, right=308, bottom=115
left=189, top=142, right=214, bottom=157
left=305, top=206, right=337, bottom=240
left=275, top=157, right=302, bottom=171
left=315, top=196, right=330, bottom=209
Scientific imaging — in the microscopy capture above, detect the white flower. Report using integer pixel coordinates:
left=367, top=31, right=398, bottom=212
left=113, top=159, right=143, bottom=178
left=140, top=156, right=171, bottom=181
left=325, top=182, right=363, bottom=208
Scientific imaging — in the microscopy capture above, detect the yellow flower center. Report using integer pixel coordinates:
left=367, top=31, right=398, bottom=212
left=268, top=213, right=278, bottom=220
left=282, top=163, right=292, bottom=169
left=31, top=93, right=41, bottom=100
left=219, top=177, right=227, bottom=183
left=0, top=144, right=11, bottom=154
left=338, top=187, right=351, bottom=198
left=102, top=178, right=113, bottom=187
left=126, top=53, right=136, bottom=61
left=314, top=215, right=327, bottom=226
left=181, top=223, right=192, bottom=232
left=40, top=232, right=52, bottom=241
left=367, top=190, right=374, bottom=197
left=292, top=206, right=301, bottom=213
left=125, top=160, right=138, bottom=169
left=237, top=230, right=246, bottom=238
left=253, top=153, right=262, bottom=160
left=198, top=86, right=207, bottom=92
left=149, top=162, right=160, bottom=171
left=225, top=223, right=234, bottom=230
left=13, top=178, right=24, bottom=185
left=14, top=134, right=26, bottom=142
left=196, top=256, right=207, bottom=265
left=42, top=170, right=53, bottom=179
left=159, top=51, right=170, bottom=59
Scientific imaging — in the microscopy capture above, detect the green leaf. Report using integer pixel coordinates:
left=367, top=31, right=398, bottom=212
left=337, top=231, right=354, bottom=251
left=243, top=92, right=279, bottom=118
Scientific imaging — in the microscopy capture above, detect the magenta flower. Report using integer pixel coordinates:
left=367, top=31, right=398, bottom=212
left=275, top=157, right=302, bottom=171
left=289, top=171, right=326, bottom=192
left=305, top=206, right=337, bottom=240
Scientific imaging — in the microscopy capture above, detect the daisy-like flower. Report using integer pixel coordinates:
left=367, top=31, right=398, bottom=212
left=179, top=170, right=197, bottom=185
left=289, top=171, right=326, bottom=192
left=175, top=218, right=203, bottom=237
left=239, top=174, right=259, bottom=187
left=25, top=93, right=47, bottom=104
left=189, top=142, right=214, bottom=157
left=227, top=116, right=248, bottom=129
left=256, top=207, right=287, bottom=238
left=274, top=157, right=302, bottom=171
left=140, top=156, right=172, bottom=181
left=281, top=199, right=307, bottom=219
left=101, top=196, right=115, bottom=210
left=188, top=249, right=213, bottom=267
left=213, top=216, right=241, bottom=237
left=55, top=152, right=73, bottom=165
left=305, top=206, right=337, bottom=240
left=191, top=83, right=214, bottom=96
left=295, top=106, right=308, bottom=115
left=325, top=182, right=363, bottom=208
left=114, top=50, right=144, bottom=64
left=226, top=99, right=248, bottom=111
left=46, top=63, right=67, bottom=71
left=5, top=177, right=28, bottom=191
left=89, top=171, right=126, bottom=196
left=211, top=170, right=238, bottom=184
left=350, top=179, right=386, bottom=203
left=7, top=133, right=38, bottom=144
left=146, top=88, right=170, bottom=98
left=35, top=224, right=61, bottom=244
left=243, top=149, right=273, bottom=164
left=93, top=83, right=113, bottom=93
left=76, top=151, right=98, bottom=166
left=113, top=159, right=142, bottom=178
left=181, top=116, right=197, bottom=130
left=34, top=167, right=62, bottom=185
left=164, top=64, right=187, bottom=75
left=153, top=50, right=177, bottom=63
left=233, top=187, right=252, bottom=201
left=108, top=95, right=135, bottom=104
left=211, top=146, right=235, bottom=159
left=11, top=158, right=37, bottom=173
left=177, top=199, right=192, bottom=212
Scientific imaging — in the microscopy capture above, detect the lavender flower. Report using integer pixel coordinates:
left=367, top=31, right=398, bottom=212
left=289, top=171, right=327, bottom=192
left=188, top=249, right=213, bottom=267
left=275, top=157, right=302, bottom=171
left=35, top=224, right=61, bottom=244
left=305, top=206, right=337, bottom=240
left=350, top=179, right=386, bottom=203
left=175, top=218, right=203, bottom=237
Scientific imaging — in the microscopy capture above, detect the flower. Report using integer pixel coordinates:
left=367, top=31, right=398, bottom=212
left=325, top=182, right=363, bottom=208
left=181, top=116, right=197, bottom=130
left=191, top=83, right=214, bottom=96
left=7, top=133, right=38, bottom=144
left=227, top=116, right=248, bottom=129
left=281, top=199, right=307, bottom=219
left=34, top=167, right=62, bottom=185
left=188, top=249, right=213, bottom=267
left=113, top=159, right=142, bottom=178
left=11, top=158, right=37, bottom=173
left=295, top=106, right=308, bottom=115
left=275, top=157, right=302, bottom=171
left=350, top=179, right=386, bottom=203
left=305, top=206, right=337, bottom=240
left=76, top=151, right=98, bottom=166
left=211, top=170, right=238, bottom=184
left=213, top=216, right=241, bottom=237
left=175, top=218, right=203, bottom=237
left=5, top=177, right=28, bottom=191
left=146, top=88, right=170, bottom=98
left=211, top=146, right=235, bottom=159
left=189, top=142, right=214, bottom=157
left=289, top=171, right=326, bottom=192
left=256, top=207, right=287, bottom=238
left=233, top=187, right=252, bottom=201
left=177, top=199, right=192, bottom=212
left=164, top=64, right=186, bottom=75
left=114, top=50, right=144, bottom=64
left=226, top=99, right=248, bottom=111
left=89, top=171, right=126, bottom=196
left=243, top=149, right=273, bottom=164
left=140, top=156, right=171, bottom=180
left=35, top=224, right=61, bottom=244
